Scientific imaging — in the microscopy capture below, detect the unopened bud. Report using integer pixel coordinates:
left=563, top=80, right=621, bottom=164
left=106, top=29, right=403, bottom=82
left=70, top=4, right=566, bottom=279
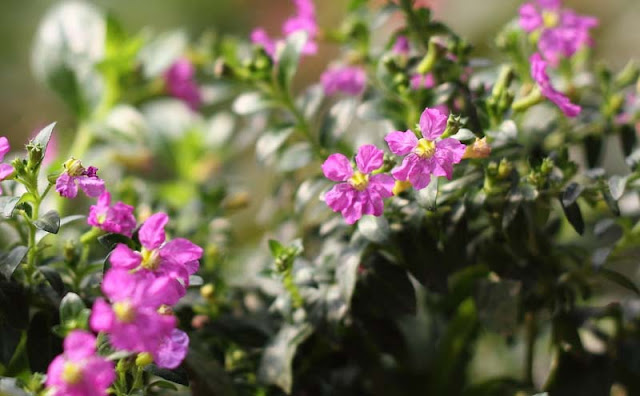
left=201, top=284, right=215, bottom=300
left=191, top=314, right=210, bottom=329
left=497, top=159, right=513, bottom=180
left=135, top=352, right=153, bottom=367
left=463, top=137, right=491, bottom=159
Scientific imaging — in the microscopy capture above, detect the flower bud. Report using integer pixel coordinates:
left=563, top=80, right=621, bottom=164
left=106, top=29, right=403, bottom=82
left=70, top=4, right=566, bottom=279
left=135, top=352, right=153, bottom=367
left=497, top=159, right=513, bottom=180
left=200, top=284, right=215, bottom=300
left=462, top=137, right=491, bottom=159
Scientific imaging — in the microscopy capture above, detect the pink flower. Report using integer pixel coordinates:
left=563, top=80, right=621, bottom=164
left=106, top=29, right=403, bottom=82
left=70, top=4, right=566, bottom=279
left=164, top=58, right=202, bottom=110
left=322, top=145, right=394, bottom=224
left=410, top=73, right=435, bottom=90
left=530, top=53, right=581, bottom=117
left=0, top=137, right=14, bottom=194
left=88, top=191, right=137, bottom=237
left=385, top=107, right=466, bottom=189
left=519, top=0, right=597, bottom=66
left=321, top=66, right=367, bottom=96
left=251, top=0, right=318, bottom=59
left=56, top=158, right=105, bottom=199
left=108, top=213, right=203, bottom=303
left=45, top=330, right=115, bottom=396
left=392, top=35, right=410, bottom=55
left=154, top=329, right=189, bottom=369
left=90, top=269, right=177, bottom=354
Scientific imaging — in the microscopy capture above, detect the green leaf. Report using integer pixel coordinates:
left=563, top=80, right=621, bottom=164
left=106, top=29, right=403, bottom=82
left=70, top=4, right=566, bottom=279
left=319, top=99, right=357, bottom=146
left=145, top=364, right=189, bottom=386
left=583, top=135, right=603, bottom=168
left=0, top=246, right=28, bottom=280
left=416, top=177, right=439, bottom=211
left=607, top=175, right=627, bottom=200
left=37, top=214, right=85, bottom=243
left=1, top=197, right=21, bottom=218
left=601, top=187, right=620, bottom=216
left=147, top=381, right=179, bottom=391
left=357, top=215, right=390, bottom=243
left=258, top=323, right=313, bottom=394
left=598, top=268, right=640, bottom=296
left=268, top=240, right=285, bottom=258
left=0, top=323, right=22, bottom=365
left=59, top=293, right=87, bottom=324
left=276, top=30, right=308, bottom=90
left=34, top=210, right=61, bottom=234
left=39, top=266, right=65, bottom=295
left=562, top=182, right=584, bottom=207
left=98, top=233, right=132, bottom=250
left=232, top=92, right=273, bottom=115
left=31, top=122, right=57, bottom=153
left=255, top=126, right=294, bottom=162
left=560, top=199, right=585, bottom=235
left=619, top=124, right=637, bottom=157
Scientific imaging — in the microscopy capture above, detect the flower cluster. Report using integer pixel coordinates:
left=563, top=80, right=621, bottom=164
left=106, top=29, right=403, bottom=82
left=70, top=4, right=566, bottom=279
left=519, top=0, right=598, bottom=66
left=320, top=66, right=367, bottom=96
left=88, top=192, right=137, bottom=237
left=251, top=0, right=318, bottom=58
left=164, top=58, right=202, bottom=110
left=0, top=137, right=14, bottom=194
left=323, top=107, right=467, bottom=224
left=56, top=157, right=105, bottom=198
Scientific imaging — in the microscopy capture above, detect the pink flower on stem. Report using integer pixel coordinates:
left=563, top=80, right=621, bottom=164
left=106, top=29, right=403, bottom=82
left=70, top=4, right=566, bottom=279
left=519, top=0, right=598, bottom=66
left=392, top=35, right=410, bottom=55
left=45, top=330, right=115, bottom=396
left=321, top=66, right=367, bottom=96
left=164, top=58, right=202, bottom=110
left=88, top=192, right=137, bottom=237
left=530, top=53, right=581, bottom=117
left=0, top=137, right=14, bottom=194
left=154, top=328, right=189, bottom=369
left=90, top=269, right=177, bottom=354
left=108, top=213, right=203, bottom=304
left=410, top=73, right=435, bottom=90
left=55, top=158, right=105, bottom=199
left=251, top=0, right=318, bottom=59
left=385, top=107, right=466, bottom=190
left=322, top=145, right=394, bottom=224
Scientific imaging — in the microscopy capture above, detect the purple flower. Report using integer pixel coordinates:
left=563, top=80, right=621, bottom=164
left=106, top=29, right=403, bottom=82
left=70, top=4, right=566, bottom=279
left=519, top=0, right=598, bottom=66
left=322, top=145, right=394, bottom=224
left=251, top=0, right=318, bottom=59
left=385, top=107, right=466, bottom=189
left=321, top=66, right=367, bottom=96
left=410, top=73, right=435, bottom=90
left=88, top=191, right=137, bottom=237
left=56, top=158, right=105, bottom=199
left=45, top=330, right=115, bottom=396
left=530, top=53, right=581, bottom=117
left=164, top=58, right=202, bottom=110
left=108, top=213, right=203, bottom=304
left=154, top=329, right=189, bottom=369
left=0, top=137, right=14, bottom=194
left=392, top=35, right=410, bottom=55
left=90, top=269, right=177, bottom=355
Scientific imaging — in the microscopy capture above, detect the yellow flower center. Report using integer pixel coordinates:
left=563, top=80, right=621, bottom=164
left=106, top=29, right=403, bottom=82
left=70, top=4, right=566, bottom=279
left=542, top=11, right=559, bottom=28
left=96, top=213, right=107, bottom=224
left=392, top=180, right=412, bottom=196
left=113, top=301, right=135, bottom=323
left=61, top=362, right=83, bottom=385
left=140, top=248, right=160, bottom=270
left=414, top=138, right=436, bottom=159
left=63, top=157, right=85, bottom=177
left=348, top=171, right=369, bottom=191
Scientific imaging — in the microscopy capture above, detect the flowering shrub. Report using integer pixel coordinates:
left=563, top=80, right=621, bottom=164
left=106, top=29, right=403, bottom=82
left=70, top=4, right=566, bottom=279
left=0, top=0, right=638, bottom=395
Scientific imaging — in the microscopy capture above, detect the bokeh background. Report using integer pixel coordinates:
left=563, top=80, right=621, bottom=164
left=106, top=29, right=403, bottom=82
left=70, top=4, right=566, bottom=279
left=0, top=0, right=637, bottom=144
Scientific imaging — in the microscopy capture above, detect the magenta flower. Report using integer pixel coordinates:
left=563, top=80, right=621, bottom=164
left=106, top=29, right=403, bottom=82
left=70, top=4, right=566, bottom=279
left=154, top=329, right=189, bottom=369
left=88, top=192, right=137, bottom=237
left=410, top=73, right=435, bottom=90
left=321, top=66, right=367, bottom=96
left=385, top=107, right=466, bottom=189
left=90, top=269, right=177, bottom=354
left=108, top=213, right=203, bottom=303
left=251, top=0, right=318, bottom=59
left=164, top=58, right=202, bottom=110
left=56, top=158, right=105, bottom=199
left=392, top=35, right=410, bottom=55
left=45, top=330, right=115, bottom=396
left=0, top=137, right=14, bottom=194
left=530, top=53, right=581, bottom=117
left=519, top=0, right=598, bottom=66
left=322, top=145, right=394, bottom=224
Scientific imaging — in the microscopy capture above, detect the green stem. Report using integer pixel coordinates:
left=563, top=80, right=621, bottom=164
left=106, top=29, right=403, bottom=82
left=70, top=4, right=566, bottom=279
left=512, top=88, right=544, bottom=113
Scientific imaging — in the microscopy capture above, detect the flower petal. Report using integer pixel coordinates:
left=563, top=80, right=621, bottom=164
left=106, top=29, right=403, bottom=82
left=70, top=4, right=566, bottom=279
left=109, top=244, right=142, bottom=270
left=419, top=107, right=448, bottom=140
left=369, top=174, right=395, bottom=198
left=77, top=176, right=106, bottom=197
left=139, top=213, right=169, bottom=250
left=63, top=330, right=96, bottom=360
left=0, top=163, right=14, bottom=180
left=154, top=329, right=189, bottom=369
left=355, top=144, right=384, bottom=174
left=56, top=173, right=78, bottom=198
left=385, top=130, right=418, bottom=156
left=322, top=153, right=353, bottom=181
left=0, top=137, right=9, bottom=160
left=324, top=183, right=353, bottom=213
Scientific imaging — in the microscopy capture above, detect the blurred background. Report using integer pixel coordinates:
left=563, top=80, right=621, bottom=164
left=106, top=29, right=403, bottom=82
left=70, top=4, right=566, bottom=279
left=0, top=0, right=637, bottom=145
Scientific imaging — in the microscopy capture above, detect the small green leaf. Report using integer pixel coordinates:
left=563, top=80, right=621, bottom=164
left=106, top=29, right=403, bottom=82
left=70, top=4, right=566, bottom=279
left=277, top=143, right=312, bottom=172
left=59, top=293, right=87, bottom=324
left=619, top=124, right=637, bottom=156
left=560, top=199, right=585, bottom=235
left=34, top=210, right=61, bottom=234
left=0, top=246, right=28, bottom=280
left=144, top=364, right=189, bottom=386
left=232, top=92, right=273, bottom=115
left=607, top=175, right=627, bottom=200
left=256, top=126, right=294, bottom=162
left=31, top=122, right=57, bottom=153
left=268, top=240, right=285, bottom=258
left=1, top=197, right=21, bottom=218
left=276, top=31, right=308, bottom=90
left=188, top=275, right=203, bottom=287
left=598, top=268, right=640, bottom=295
left=584, top=135, right=603, bottom=168
left=39, top=266, right=65, bottom=295
left=98, top=233, right=132, bottom=250
left=562, top=182, right=584, bottom=207
left=148, top=381, right=179, bottom=391
left=357, top=216, right=390, bottom=243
